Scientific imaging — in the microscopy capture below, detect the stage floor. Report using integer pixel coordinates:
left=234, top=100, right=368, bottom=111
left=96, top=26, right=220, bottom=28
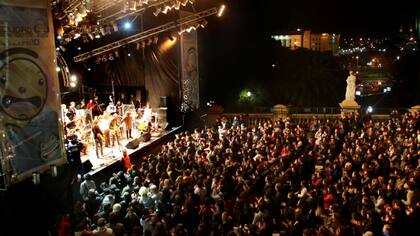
left=81, top=126, right=181, bottom=175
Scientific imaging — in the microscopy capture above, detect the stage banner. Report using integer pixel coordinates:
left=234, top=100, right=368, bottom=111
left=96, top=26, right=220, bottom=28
left=0, top=0, right=66, bottom=186
left=180, top=11, right=200, bottom=110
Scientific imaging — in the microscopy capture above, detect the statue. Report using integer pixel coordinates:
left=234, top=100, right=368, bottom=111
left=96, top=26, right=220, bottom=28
left=345, top=71, right=356, bottom=101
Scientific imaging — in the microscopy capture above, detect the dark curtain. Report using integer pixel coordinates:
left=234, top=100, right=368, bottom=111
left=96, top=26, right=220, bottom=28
left=144, top=44, right=179, bottom=108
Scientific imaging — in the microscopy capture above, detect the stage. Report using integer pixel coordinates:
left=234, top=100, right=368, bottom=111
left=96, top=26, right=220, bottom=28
left=80, top=126, right=182, bottom=175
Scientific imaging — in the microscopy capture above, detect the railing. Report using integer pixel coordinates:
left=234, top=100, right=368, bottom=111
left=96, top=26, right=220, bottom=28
left=205, top=106, right=415, bottom=127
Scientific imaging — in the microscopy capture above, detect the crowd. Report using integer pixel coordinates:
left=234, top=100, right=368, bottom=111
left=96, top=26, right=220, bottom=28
left=58, top=111, right=419, bottom=236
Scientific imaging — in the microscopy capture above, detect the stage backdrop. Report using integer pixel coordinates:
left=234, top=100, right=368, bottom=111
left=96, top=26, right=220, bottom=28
left=180, top=11, right=200, bottom=110
left=0, top=0, right=66, bottom=187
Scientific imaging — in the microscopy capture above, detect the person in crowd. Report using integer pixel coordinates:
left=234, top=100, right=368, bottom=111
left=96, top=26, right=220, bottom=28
left=80, top=173, right=97, bottom=202
left=63, top=111, right=419, bottom=236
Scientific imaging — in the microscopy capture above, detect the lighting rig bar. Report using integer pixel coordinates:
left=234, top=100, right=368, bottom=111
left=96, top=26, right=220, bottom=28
left=92, top=0, right=124, bottom=14
left=52, top=0, right=84, bottom=20
left=73, top=7, right=217, bottom=62
left=98, top=0, right=173, bottom=25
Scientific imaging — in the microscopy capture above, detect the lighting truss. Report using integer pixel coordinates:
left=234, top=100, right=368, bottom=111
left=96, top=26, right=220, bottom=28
left=73, top=7, right=217, bottom=62
left=98, top=0, right=186, bottom=25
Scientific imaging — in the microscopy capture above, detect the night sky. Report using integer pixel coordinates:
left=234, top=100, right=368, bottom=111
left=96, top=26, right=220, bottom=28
left=198, top=0, right=420, bottom=106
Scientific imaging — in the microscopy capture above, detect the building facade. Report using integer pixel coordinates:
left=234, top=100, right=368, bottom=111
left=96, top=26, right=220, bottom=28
left=272, top=30, right=340, bottom=55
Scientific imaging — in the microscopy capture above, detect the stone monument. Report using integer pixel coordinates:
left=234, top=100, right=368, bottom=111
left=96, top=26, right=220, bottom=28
left=339, top=71, right=360, bottom=113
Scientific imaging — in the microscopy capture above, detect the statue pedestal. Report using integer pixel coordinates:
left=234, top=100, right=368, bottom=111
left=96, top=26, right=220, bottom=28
left=339, top=100, right=360, bottom=114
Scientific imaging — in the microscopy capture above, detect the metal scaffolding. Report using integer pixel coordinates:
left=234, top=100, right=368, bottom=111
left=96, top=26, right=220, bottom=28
left=73, top=7, right=217, bottom=62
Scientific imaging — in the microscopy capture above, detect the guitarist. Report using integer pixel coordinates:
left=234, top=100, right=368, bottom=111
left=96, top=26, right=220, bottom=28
left=109, top=112, right=121, bottom=147
left=92, top=118, right=104, bottom=158
left=92, top=97, right=103, bottom=118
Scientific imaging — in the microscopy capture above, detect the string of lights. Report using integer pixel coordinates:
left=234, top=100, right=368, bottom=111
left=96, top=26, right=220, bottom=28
left=73, top=6, right=218, bottom=62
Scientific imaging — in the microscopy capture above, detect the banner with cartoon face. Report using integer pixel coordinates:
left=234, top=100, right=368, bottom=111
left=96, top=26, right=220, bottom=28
left=0, top=0, right=65, bottom=186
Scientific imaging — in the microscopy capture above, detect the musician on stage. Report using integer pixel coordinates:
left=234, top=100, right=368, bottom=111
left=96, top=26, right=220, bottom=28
left=109, top=113, right=121, bottom=147
left=86, top=99, right=94, bottom=110
left=67, top=101, right=77, bottom=121
left=123, top=111, right=134, bottom=139
left=92, top=97, right=103, bottom=118
left=92, top=118, right=104, bottom=158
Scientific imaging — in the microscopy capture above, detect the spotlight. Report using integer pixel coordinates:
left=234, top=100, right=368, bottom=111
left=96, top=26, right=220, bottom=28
left=32, top=172, right=40, bottom=185
left=102, top=55, right=107, bottom=62
left=70, top=75, right=77, bottom=82
left=367, top=106, right=373, bottom=113
left=153, top=7, right=161, bottom=16
left=127, top=53, right=131, bottom=57
left=87, top=68, right=91, bottom=71
left=128, top=0, right=137, bottom=11
left=147, top=38, right=153, bottom=45
left=112, top=22, right=119, bottom=32
left=95, top=33, right=101, bottom=39
left=153, top=36, right=158, bottom=44
left=162, top=5, right=171, bottom=14
left=123, top=21, right=132, bottom=30
left=109, top=53, right=114, bottom=61
left=200, top=19, right=208, bottom=28
left=217, top=4, right=226, bottom=17
left=56, top=67, right=61, bottom=72
left=70, top=81, right=77, bottom=88
left=57, top=35, right=62, bottom=40
left=77, top=46, right=81, bottom=50
left=51, top=165, right=58, bottom=177
left=174, top=1, right=181, bottom=9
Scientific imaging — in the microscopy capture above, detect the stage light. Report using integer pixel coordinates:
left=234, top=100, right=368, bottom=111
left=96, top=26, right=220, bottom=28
left=162, top=5, right=171, bottom=14
left=56, top=47, right=60, bottom=51
left=100, top=27, right=106, bottom=36
left=70, top=75, right=78, bottom=82
left=200, top=19, right=208, bottom=28
left=95, top=33, right=101, bottom=39
left=74, top=33, right=81, bottom=39
left=70, top=81, right=77, bottom=88
left=102, top=55, right=107, bottom=62
left=87, top=68, right=91, bottom=71
left=32, top=172, right=40, bottom=185
left=56, top=67, right=61, bottom=72
left=57, top=35, right=62, bottom=40
left=128, top=0, right=137, bottom=11
left=153, top=7, right=161, bottom=16
left=95, top=57, right=101, bottom=64
left=153, top=36, right=159, bottom=44
left=87, top=32, right=94, bottom=40
left=147, top=38, right=153, bottom=45
left=109, top=53, right=114, bottom=61
left=115, top=50, right=120, bottom=58
left=77, top=46, right=82, bottom=50
left=247, top=91, right=252, bottom=97
left=51, top=165, right=58, bottom=177
left=217, top=4, right=226, bottom=17
left=112, top=22, right=119, bottom=32
left=141, top=41, right=146, bottom=48
left=123, top=21, right=132, bottom=30
left=174, top=1, right=181, bottom=9
left=127, top=53, right=131, bottom=57
left=356, top=91, right=361, bottom=96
